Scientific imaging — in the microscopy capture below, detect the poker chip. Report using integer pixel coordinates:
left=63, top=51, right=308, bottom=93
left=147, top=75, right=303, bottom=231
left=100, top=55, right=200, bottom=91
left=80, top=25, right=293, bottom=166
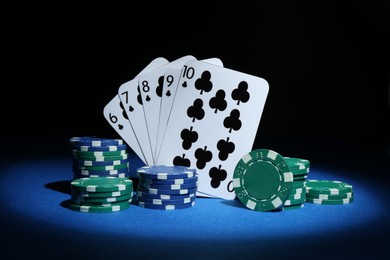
left=137, top=165, right=197, bottom=180
left=72, top=154, right=129, bottom=161
left=284, top=157, right=310, bottom=171
left=71, top=193, right=133, bottom=204
left=233, top=149, right=294, bottom=212
left=137, top=195, right=196, bottom=205
left=69, top=136, right=124, bottom=147
left=67, top=200, right=131, bottom=213
left=306, top=180, right=353, bottom=195
left=283, top=204, right=305, bottom=210
left=136, top=201, right=196, bottom=210
left=72, top=144, right=128, bottom=152
left=137, top=186, right=198, bottom=195
left=72, top=189, right=133, bottom=198
left=72, top=168, right=129, bottom=176
left=305, top=197, right=354, bottom=205
left=72, top=150, right=127, bottom=157
left=306, top=192, right=354, bottom=200
left=73, top=158, right=130, bottom=167
left=135, top=191, right=196, bottom=200
left=74, top=162, right=129, bottom=171
left=139, top=176, right=198, bottom=185
left=71, top=177, right=133, bottom=192
left=140, top=181, right=199, bottom=190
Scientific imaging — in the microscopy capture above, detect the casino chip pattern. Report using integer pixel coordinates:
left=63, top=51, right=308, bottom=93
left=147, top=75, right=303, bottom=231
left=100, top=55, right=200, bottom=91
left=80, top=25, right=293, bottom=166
left=69, top=137, right=131, bottom=179
left=134, top=165, right=198, bottom=210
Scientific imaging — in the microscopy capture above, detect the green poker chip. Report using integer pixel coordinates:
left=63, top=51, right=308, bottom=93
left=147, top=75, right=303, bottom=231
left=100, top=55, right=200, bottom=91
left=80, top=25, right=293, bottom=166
left=306, top=179, right=353, bottom=195
left=73, top=162, right=129, bottom=171
left=71, top=189, right=133, bottom=198
left=71, top=177, right=133, bottom=192
left=67, top=199, right=131, bottom=213
left=306, top=197, right=354, bottom=205
left=306, top=192, right=354, bottom=200
left=73, top=154, right=129, bottom=161
left=72, top=150, right=127, bottom=157
left=71, top=193, right=133, bottom=204
left=233, top=149, right=294, bottom=212
left=283, top=204, right=304, bottom=210
left=284, top=157, right=310, bottom=170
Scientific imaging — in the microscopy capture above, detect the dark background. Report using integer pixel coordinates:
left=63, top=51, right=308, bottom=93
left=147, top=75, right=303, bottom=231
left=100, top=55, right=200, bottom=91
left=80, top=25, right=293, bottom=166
left=1, top=3, right=389, bottom=259
left=3, top=2, right=389, bottom=154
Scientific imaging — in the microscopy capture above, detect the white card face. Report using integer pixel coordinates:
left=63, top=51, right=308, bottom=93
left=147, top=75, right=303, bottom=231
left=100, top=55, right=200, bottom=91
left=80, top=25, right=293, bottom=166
left=157, top=59, right=269, bottom=199
left=155, top=57, right=223, bottom=163
left=104, top=57, right=169, bottom=165
left=136, top=55, right=197, bottom=163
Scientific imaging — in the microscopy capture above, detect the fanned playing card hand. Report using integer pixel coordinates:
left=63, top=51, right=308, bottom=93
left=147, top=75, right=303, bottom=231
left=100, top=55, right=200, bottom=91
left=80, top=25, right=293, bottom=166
left=104, top=56, right=269, bottom=200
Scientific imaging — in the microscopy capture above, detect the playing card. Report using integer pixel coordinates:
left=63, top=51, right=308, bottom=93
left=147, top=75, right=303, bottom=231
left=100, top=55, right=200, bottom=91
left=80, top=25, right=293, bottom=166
left=157, top=59, right=269, bottom=199
left=103, top=57, right=169, bottom=165
left=136, top=55, right=197, bottom=163
left=155, top=57, right=224, bottom=163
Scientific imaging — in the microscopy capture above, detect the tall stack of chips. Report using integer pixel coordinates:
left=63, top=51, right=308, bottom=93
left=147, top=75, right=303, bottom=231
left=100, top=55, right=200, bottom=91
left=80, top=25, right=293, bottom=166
left=283, top=157, right=311, bottom=210
left=135, top=165, right=198, bottom=210
left=69, top=136, right=130, bottom=179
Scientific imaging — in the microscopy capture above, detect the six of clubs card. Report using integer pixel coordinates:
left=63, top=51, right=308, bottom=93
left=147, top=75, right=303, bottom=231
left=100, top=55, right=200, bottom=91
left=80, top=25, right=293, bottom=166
left=104, top=56, right=269, bottom=200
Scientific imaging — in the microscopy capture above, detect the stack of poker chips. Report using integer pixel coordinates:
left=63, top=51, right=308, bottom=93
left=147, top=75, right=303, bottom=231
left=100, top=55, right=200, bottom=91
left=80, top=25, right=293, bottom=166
left=68, top=176, right=133, bottom=213
left=282, top=157, right=311, bottom=210
left=135, top=165, right=198, bottom=210
left=305, top=179, right=354, bottom=205
left=69, top=136, right=130, bottom=179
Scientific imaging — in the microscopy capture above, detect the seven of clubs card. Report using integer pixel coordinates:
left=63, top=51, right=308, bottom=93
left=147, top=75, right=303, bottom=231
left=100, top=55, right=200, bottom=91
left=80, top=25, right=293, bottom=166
left=104, top=56, right=269, bottom=200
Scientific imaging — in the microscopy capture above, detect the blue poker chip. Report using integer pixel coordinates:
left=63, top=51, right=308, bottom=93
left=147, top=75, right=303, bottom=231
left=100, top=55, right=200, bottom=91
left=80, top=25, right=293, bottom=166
left=137, top=194, right=196, bottom=205
left=71, top=144, right=128, bottom=152
left=137, top=186, right=198, bottom=195
left=140, top=181, right=198, bottom=190
left=137, top=200, right=196, bottom=210
left=135, top=191, right=196, bottom=200
left=137, top=165, right=197, bottom=180
left=73, top=158, right=130, bottom=167
left=139, top=176, right=198, bottom=185
left=69, top=136, right=124, bottom=147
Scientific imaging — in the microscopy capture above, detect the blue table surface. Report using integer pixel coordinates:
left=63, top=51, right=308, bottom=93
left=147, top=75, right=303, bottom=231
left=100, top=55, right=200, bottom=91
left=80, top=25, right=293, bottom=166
left=0, top=137, right=389, bottom=259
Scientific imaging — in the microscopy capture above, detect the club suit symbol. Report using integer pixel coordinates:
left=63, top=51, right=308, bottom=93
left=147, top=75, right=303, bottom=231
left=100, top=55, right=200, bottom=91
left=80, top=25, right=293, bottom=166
left=223, top=109, right=242, bottom=133
left=195, top=70, right=213, bottom=95
left=209, top=165, right=227, bottom=188
left=209, top=89, right=227, bottom=113
left=181, top=126, right=199, bottom=150
left=187, top=98, right=205, bottom=122
left=231, top=81, right=250, bottom=105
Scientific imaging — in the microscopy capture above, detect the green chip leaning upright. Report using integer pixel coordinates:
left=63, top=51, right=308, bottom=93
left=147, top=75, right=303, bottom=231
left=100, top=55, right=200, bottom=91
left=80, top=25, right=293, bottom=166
left=233, top=149, right=294, bottom=212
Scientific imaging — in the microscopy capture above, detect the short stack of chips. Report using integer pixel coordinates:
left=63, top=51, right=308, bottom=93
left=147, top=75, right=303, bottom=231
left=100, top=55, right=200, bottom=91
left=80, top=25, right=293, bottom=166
left=69, top=136, right=130, bottom=179
left=282, top=157, right=311, bottom=210
left=305, top=179, right=354, bottom=205
left=135, top=165, right=198, bottom=210
left=69, top=176, right=133, bottom=213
